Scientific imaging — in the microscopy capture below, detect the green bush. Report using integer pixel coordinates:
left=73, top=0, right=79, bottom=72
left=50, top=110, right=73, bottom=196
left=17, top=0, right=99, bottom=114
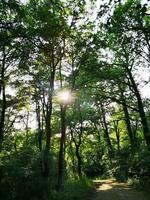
left=50, top=178, right=92, bottom=200
left=0, top=147, right=92, bottom=200
left=0, top=148, right=52, bottom=200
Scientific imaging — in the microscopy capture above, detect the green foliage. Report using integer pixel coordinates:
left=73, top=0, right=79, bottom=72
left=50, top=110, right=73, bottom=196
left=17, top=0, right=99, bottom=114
left=0, top=145, right=61, bottom=200
left=50, top=178, right=92, bottom=200
left=0, top=147, right=92, bottom=200
left=1, top=0, right=150, bottom=199
left=0, top=148, right=50, bottom=200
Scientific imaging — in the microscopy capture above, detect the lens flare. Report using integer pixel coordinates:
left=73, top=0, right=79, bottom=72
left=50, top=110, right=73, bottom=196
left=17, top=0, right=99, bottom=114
left=58, top=90, right=71, bottom=104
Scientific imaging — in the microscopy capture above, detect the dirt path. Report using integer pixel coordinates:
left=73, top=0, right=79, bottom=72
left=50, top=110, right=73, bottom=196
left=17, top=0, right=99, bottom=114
left=90, top=180, right=150, bottom=200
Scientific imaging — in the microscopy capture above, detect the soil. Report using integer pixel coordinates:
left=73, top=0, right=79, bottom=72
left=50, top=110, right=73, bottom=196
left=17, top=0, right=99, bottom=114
left=90, top=180, right=150, bottom=200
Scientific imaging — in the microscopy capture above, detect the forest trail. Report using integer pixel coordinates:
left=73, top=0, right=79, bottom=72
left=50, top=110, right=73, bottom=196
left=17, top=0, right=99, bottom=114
left=90, top=180, right=150, bottom=200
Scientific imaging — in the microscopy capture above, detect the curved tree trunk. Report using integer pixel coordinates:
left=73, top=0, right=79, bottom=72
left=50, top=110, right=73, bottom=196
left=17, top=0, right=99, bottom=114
left=127, top=68, right=150, bottom=147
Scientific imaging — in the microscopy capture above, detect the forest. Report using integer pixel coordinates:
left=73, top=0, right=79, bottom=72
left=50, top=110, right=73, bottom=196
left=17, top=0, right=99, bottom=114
left=0, top=0, right=150, bottom=200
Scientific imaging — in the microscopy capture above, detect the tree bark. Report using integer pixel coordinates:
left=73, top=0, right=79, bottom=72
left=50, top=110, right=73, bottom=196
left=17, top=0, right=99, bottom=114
left=36, top=100, right=42, bottom=151
left=113, top=120, right=120, bottom=152
left=0, top=85, right=6, bottom=151
left=100, top=103, right=113, bottom=157
left=43, top=58, right=56, bottom=177
left=57, top=105, right=66, bottom=190
left=75, top=144, right=82, bottom=178
left=127, top=68, right=150, bottom=146
left=70, top=116, right=83, bottom=179
left=0, top=50, right=6, bottom=151
left=119, top=90, right=135, bottom=147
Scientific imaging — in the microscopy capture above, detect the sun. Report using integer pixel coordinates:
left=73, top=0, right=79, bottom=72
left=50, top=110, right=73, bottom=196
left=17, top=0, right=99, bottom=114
left=57, top=90, right=71, bottom=104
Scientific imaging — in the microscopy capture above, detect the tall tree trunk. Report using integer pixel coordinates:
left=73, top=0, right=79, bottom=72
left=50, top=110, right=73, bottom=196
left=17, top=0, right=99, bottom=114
left=113, top=120, right=120, bottom=152
left=121, top=97, right=135, bottom=147
left=133, top=117, right=138, bottom=147
left=42, top=98, right=52, bottom=177
left=127, top=68, right=150, bottom=146
left=45, top=49, right=56, bottom=150
left=118, top=84, right=135, bottom=147
left=25, top=111, right=29, bottom=146
left=70, top=104, right=83, bottom=179
left=45, top=108, right=52, bottom=150
left=0, top=85, right=6, bottom=151
left=0, top=50, right=6, bottom=151
left=69, top=140, right=76, bottom=175
left=57, top=61, right=66, bottom=190
left=122, top=101, right=135, bottom=147
left=75, top=144, right=82, bottom=178
left=57, top=104, right=66, bottom=190
left=36, top=100, right=42, bottom=151
left=43, top=60, right=56, bottom=177
left=100, top=103, right=113, bottom=157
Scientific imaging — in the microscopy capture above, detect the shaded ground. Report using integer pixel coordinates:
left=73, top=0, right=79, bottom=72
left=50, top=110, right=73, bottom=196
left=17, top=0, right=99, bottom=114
left=90, top=180, right=150, bottom=200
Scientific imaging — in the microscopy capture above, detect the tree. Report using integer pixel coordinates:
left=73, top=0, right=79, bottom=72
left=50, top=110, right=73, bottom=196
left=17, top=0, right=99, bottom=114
left=0, top=0, right=25, bottom=150
left=106, top=0, right=150, bottom=146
